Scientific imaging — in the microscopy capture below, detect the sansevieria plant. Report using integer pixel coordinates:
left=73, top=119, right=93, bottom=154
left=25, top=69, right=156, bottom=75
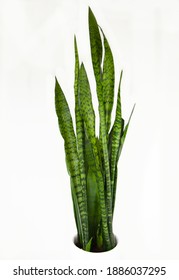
left=55, top=8, right=134, bottom=252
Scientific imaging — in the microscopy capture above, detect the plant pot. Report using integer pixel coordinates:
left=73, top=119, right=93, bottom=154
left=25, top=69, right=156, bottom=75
left=69, top=235, right=119, bottom=260
left=74, top=234, right=117, bottom=253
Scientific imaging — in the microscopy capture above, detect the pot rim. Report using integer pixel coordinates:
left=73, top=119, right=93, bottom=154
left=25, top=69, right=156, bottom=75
left=73, top=234, right=118, bottom=253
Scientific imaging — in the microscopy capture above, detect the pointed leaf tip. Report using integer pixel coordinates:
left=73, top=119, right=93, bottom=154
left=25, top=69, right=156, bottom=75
left=88, top=6, right=92, bottom=14
left=55, top=76, right=58, bottom=89
left=88, top=6, right=102, bottom=84
left=88, top=7, right=97, bottom=24
left=129, top=103, right=136, bottom=122
left=55, top=77, right=62, bottom=92
left=80, top=62, right=85, bottom=69
left=85, top=237, right=93, bottom=252
left=74, top=34, right=77, bottom=46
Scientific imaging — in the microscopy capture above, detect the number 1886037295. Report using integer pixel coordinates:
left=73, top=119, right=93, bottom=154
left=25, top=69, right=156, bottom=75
left=106, top=266, right=166, bottom=276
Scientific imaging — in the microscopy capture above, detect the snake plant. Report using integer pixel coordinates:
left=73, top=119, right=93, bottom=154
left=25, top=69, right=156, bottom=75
left=55, top=7, right=134, bottom=252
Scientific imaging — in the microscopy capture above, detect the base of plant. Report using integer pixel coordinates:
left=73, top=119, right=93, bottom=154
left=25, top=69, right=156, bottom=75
left=73, top=235, right=117, bottom=253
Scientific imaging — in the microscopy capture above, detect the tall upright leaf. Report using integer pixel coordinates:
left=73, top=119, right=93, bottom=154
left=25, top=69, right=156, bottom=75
left=78, top=63, right=99, bottom=243
left=78, top=63, right=111, bottom=250
left=109, top=71, right=124, bottom=213
left=101, top=28, right=115, bottom=133
left=85, top=137, right=101, bottom=242
left=78, top=63, right=95, bottom=139
left=89, top=8, right=114, bottom=247
left=112, top=105, right=135, bottom=214
left=74, top=37, right=89, bottom=242
left=88, top=7, right=102, bottom=86
left=55, top=78, right=89, bottom=248
left=70, top=179, right=83, bottom=246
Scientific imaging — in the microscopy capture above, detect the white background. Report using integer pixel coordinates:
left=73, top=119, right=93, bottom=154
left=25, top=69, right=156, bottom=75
left=0, top=0, right=179, bottom=260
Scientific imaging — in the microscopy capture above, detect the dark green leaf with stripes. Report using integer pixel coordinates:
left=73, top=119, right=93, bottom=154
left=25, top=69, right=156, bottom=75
left=55, top=78, right=89, bottom=248
left=108, top=71, right=123, bottom=212
left=89, top=7, right=102, bottom=84
left=78, top=63, right=95, bottom=140
left=101, top=28, right=115, bottom=133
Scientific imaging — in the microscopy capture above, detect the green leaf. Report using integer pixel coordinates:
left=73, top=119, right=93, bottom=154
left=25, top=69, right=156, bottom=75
left=96, top=223, right=103, bottom=250
left=74, top=37, right=89, bottom=242
left=109, top=118, right=124, bottom=214
left=78, top=63, right=111, bottom=250
left=74, top=37, right=85, bottom=185
left=85, top=138, right=101, bottom=239
left=71, top=179, right=83, bottom=247
left=55, top=78, right=89, bottom=248
left=86, top=170, right=100, bottom=237
left=78, top=63, right=95, bottom=140
left=89, top=8, right=114, bottom=247
left=101, top=28, right=115, bottom=133
left=85, top=237, right=93, bottom=252
left=90, top=138, right=112, bottom=250
left=74, top=36, right=80, bottom=106
left=111, top=104, right=135, bottom=213
left=88, top=7, right=102, bottom=84
left=55, top=78, right=78, bottom=179
left=55, top=77, right=76, bottom=153
left=109, top=71, right=124, bottom=213
left=118, top=104, right=135, bottom=159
